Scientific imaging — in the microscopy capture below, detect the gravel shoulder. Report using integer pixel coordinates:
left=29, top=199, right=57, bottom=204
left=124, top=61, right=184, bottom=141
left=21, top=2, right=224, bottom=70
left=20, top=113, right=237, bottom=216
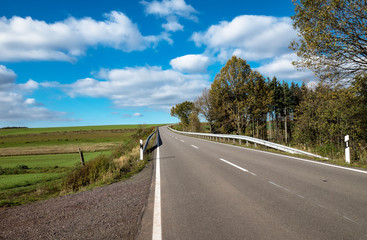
left=0, top=160, right=153, bottom=240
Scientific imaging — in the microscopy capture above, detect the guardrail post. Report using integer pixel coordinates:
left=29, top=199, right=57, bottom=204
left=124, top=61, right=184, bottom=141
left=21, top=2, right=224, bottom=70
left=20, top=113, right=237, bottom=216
left=140, top=139, right=143, bottom=160
left=345, top=135, right=350, bottom=164
left=239, top=139, right=241, bottom=145
left=254, top=143, right=257, bottom=148
left=246, top=140, right=249, bottom=146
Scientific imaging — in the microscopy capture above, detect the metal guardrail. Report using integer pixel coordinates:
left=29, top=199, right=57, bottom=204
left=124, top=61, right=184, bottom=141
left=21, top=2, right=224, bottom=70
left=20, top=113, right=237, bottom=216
left=168, top=127, right=328, bottom=160
left=143, top=128, right=157, bottom=152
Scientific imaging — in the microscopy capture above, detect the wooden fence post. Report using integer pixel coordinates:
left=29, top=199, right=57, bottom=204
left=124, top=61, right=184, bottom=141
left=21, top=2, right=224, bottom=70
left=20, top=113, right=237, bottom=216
left=79, top=148, right=85, bottom=166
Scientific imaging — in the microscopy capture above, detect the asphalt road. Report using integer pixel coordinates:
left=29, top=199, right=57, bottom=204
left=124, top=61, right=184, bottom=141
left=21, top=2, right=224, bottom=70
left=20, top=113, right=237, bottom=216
left=138, top=126, right=367, bottom=240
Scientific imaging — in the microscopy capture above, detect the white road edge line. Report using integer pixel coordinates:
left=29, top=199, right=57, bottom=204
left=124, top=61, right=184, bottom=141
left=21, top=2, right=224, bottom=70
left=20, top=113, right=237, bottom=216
left=219, top=158, right=257, bottom=176
left=191, top=145, right=199, bottom=149
left=269, top=181, right=290, bottom=192
left=152, top=146, right=162, bottom=240
left=180, top=140, right=185, bottom=142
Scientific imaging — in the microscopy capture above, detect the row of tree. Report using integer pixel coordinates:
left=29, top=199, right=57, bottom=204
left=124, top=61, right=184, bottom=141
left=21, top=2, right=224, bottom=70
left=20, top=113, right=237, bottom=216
left=171, top=56, right=367, bottom=162
left=171, top=0, right=367, bottom=162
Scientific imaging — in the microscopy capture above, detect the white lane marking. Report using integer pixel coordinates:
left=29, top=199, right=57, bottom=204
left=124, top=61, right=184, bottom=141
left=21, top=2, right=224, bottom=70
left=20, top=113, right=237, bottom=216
left=297, top=194, right=305, bottom=199
left=191, top=145, right=199, bottom=149
left=317, top=204, right=326, bottom=209
left=175, top=137, right=178, bottom=139
left=219, top=158, right=257, bottom=176
left=269, top=181, right=290, bottom=192
left=343, top=216, right=359, bottom=225
left=180, top=140, right=184, bottom=142
left=152, top=146, right=162, bottom=240
left=191, top=137, right=367, bottom=175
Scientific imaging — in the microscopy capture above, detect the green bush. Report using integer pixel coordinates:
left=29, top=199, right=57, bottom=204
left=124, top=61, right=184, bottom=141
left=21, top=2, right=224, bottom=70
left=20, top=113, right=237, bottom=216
left=62, top=154, right=112, bottom=191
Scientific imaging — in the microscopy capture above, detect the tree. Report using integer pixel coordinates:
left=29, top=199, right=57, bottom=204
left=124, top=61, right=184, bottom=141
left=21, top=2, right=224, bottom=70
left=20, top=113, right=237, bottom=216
left=189, top=111, right=201, bottom=132
left=170, top=101, right=194, bottom=130
left=249, top=71, right=272, bottom=139
left=209, top=56, right=252, bottom=134
left=290, top=0, right=367, bottom=81
left=195, top=88, right=214, bottom=132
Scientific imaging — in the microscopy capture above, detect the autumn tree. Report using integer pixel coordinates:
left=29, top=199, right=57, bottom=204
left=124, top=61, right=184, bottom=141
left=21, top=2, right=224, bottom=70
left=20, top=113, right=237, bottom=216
left=291, top=0, right=367, bottom=81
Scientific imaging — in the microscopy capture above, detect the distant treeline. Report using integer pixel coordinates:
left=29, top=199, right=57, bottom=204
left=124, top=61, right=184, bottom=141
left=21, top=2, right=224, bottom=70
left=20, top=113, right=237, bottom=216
left=171, top=56, right=367, bottom=163
left=1, top=127, right=28, bottom=129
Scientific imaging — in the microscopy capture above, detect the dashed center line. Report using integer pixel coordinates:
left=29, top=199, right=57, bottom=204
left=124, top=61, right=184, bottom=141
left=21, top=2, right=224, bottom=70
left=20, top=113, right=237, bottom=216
left=180, top=140, right=184, bottom=142
left=191, top=145, right=199, bottom=149
left=343, top=216, right=359, bottom=225
left=269, top=181, right=290, bottom=192
left=219, top=158, right=257, bottom=176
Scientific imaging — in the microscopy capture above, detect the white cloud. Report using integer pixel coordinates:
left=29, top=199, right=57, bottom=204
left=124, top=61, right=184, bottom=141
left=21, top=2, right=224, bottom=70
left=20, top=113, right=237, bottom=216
left=141, top=0, right=197, bottom=32
left=256, top=53, right=314, bottom=81
left=24, top=98, right=36, bottom=105
left=0, top=65, right=17, bottom=90
left=133, top=113, right=143, bottom=117
left=170, top=54, right=210, bottom=73
left=191, top=15, right=297, bottom=62
left=162, top=17, right=184, bottom=32
left=67, top=66, right=210, bottom=109
left=0, top=11, right=169, bottom=62
left=0, top=65, right=65, bottom=122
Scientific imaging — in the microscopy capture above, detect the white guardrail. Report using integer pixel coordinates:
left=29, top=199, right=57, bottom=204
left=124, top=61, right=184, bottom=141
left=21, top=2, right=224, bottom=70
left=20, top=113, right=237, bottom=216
left=168, top=127, right=328, bottom=160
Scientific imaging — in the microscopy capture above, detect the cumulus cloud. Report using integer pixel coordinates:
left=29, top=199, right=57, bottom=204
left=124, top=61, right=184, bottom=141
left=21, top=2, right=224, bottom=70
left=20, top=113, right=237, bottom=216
left=141, top=0, right=197, bottom=32
left=0, top=65, right=65, bottom=122
left=162, top=17, right=184, bottom=32
left=0, top=11, right=169, bottom=62
left=67, top=66, right=210, bottom=109
left=256, top=53, right=315, bottom=81
left=170, top=54, right=210, bottom=73
left=191, top=15, right=297, bottom=62
left=0, top=65, right=17, bottom=90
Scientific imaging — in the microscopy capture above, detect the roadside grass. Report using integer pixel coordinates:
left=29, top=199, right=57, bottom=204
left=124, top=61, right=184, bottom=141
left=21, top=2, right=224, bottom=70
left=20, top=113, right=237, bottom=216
left=170, top=128, right=367, bottom=170
left=62, top=127, right=154, bottom=193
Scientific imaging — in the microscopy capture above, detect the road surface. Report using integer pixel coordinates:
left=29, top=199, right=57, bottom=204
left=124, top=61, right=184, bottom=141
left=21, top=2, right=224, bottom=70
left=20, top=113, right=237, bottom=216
left=138, top=126, right=367, bottom=240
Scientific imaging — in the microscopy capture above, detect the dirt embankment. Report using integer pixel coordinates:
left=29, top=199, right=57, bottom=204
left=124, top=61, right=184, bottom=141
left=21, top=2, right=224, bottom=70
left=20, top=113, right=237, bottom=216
left=0, top=160, right=153, bottom=240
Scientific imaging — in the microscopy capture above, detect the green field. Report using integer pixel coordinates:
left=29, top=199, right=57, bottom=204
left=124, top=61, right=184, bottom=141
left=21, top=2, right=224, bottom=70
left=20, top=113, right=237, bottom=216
left=0, top=172, right=63, bottom=191
left=0, top=124, right=157, bottom=207
left=0, top=151, right=111, bottom=168
left=0, top=124, right=163, bottom=136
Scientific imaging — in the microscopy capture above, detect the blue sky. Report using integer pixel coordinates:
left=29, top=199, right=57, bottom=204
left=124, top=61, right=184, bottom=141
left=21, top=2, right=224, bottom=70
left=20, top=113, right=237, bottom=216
left=0, top=0, right=313, bottom=128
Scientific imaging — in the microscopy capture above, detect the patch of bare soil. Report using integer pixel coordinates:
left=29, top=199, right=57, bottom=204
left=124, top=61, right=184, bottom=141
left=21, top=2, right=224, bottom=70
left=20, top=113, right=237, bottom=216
left=0, top=143, right=120, bottom=156
left=0, top=161, right=153, bottom=240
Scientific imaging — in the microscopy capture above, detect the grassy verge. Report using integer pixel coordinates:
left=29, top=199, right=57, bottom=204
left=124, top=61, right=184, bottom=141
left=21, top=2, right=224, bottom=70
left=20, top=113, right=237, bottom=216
left=61, top=127, right=155, bottom=193
left=169, top=127, right=367, bottom=169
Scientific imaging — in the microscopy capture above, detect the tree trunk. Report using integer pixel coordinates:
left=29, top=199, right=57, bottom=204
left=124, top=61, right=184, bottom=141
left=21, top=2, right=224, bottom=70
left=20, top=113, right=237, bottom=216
left=269, top=112, right=272, bottom=141
left=284, top=108, right=288, bottom=144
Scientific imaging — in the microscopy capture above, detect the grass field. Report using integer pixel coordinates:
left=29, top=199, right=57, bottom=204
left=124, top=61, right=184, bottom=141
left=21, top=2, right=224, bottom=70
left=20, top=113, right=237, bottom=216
left=0, top=151, right=111, bottom=168
left=0, top=124, right=162, bottom=136
left=0, top=124, right=157, bottom=208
